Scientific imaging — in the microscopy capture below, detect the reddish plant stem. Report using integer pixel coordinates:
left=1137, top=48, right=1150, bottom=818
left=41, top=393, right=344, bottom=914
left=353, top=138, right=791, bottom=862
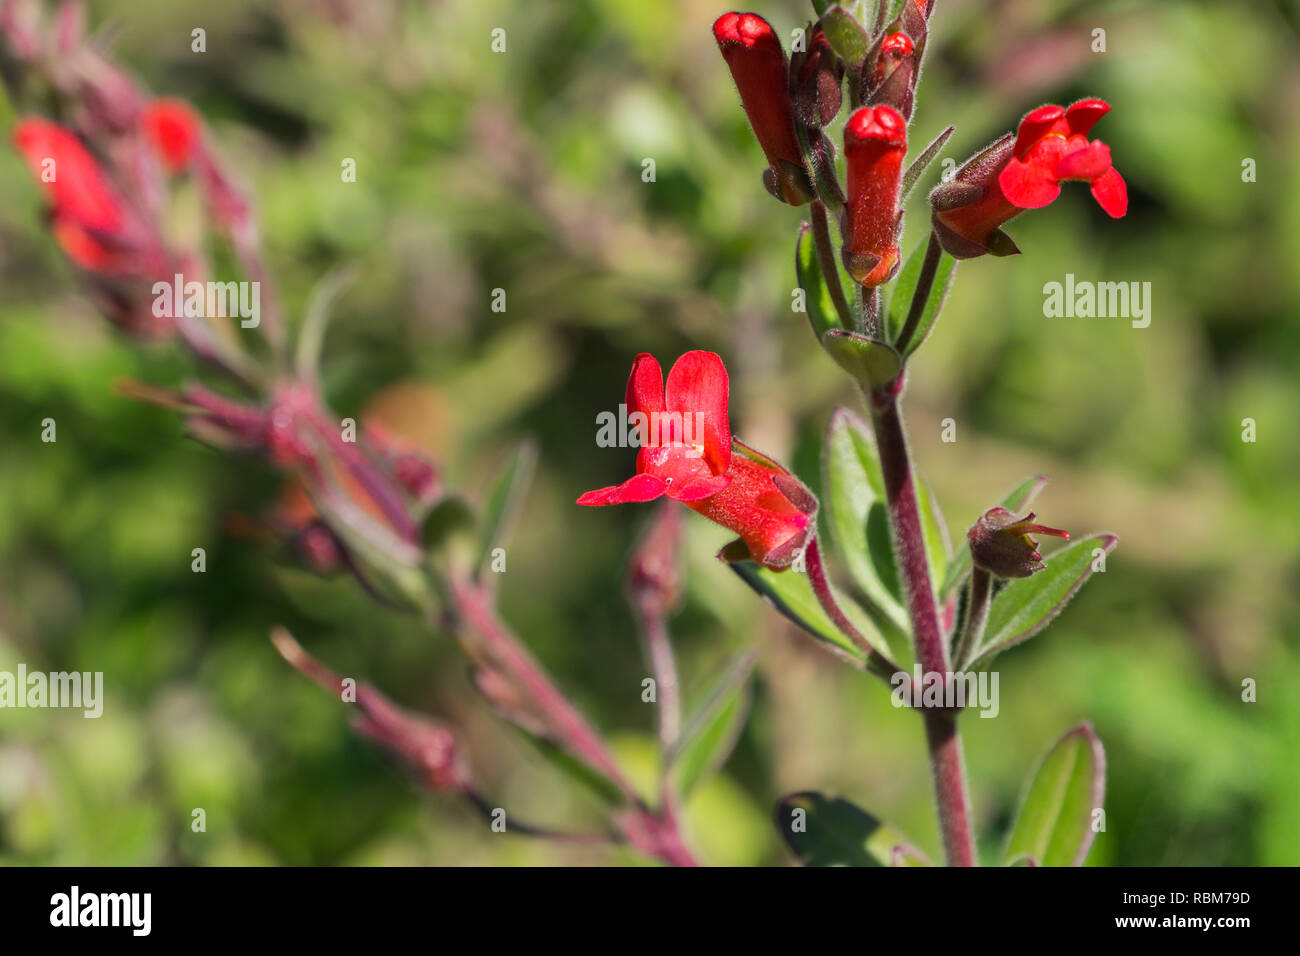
left=809, top=199, right=855, bottom=331
left=448, top=572, right=701, bottom=867
left=806, top=537, right=898, bottom=682
left=868, top=387, right=977, bottom=867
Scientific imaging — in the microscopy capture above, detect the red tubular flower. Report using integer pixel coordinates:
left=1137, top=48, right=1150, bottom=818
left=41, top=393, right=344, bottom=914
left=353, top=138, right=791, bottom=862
left=141, top=98, right=203, bottom=172
left=578, top=351, right=816, bottom=570
left=12, top=117, right=138, bottom=272
left=713, top=12, right=810, bottom=205
left=932, top=99, right=1127, bottom=259
left=841, top=105, right=907, bottom=286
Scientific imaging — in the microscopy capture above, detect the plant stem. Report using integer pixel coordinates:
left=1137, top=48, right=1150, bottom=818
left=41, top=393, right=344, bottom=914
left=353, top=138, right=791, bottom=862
left=894, top=230, right=943, bottom=355
left=806, top=537, right=899, bottom=682
left=952, top=565, right=992, bottom=671
left=868, top=388, right=977, bottom=866
left=809, top=199, right=855, bottom=332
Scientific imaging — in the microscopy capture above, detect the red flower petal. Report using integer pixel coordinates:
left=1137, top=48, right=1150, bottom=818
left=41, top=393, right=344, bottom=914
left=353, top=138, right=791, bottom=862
left=1012, top=104, right=1066, bottom=158
left=663, top=351, right=731, bottom=475
left=1090, top=166, right=1128, bottom=218
left=1055, top=139, right=1112, bottom=182
left=141, top=98, right=203, bottom=172
left=577, top=473, right=668, bottom=506
left=668, top=474, right=731, bottom=502
left=624, top=352, right=665, bottom=448
left=13, top=118, right=124, bottom=233
left=998, top=156, right=1061, bottom=209
left=1065, top=98, right=1111, bottom=138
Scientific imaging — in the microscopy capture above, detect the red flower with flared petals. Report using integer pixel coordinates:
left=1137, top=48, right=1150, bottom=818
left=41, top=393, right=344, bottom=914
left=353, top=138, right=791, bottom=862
left=579, top=352, right=816, bottom=570
left=578, top=351, right=732, bottom=505
left=931, top=99, right=1126, bottom=259
left=998, top=99, right=1127, bottom=217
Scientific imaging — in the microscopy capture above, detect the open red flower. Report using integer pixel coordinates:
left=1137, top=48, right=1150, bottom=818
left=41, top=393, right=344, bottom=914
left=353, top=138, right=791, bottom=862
left=713, top=12, right=810, bottom=205
left=841, top=105, right=906, bottom=286
left=141, top=98, right=204, bottom=172
left=931, top=99, right=1127, bottom=259
left=12, top=117, right=137, bottom=272
left=578, top=351, right=815, bottom=570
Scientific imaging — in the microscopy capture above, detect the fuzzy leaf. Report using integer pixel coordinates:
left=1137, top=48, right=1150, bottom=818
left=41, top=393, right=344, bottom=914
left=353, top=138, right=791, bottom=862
left=969, top=534, right=1118, bottom=667
left=1003, top=723, right=1106, bottom=867
left=821, top=409, right=909, bottom=642
left=822, top=329, right=901, bottom=388
left=940, top=475, right=1048, bottom=599
left=776, top=791, right=917, bottom=866
left=475, top=441, right=537, bottom=580
left=901, top=125, right=955, bottom=201
left=820, top=5, right=870, bottom=68
left=729, top=559, right=888, bottom=667
left=666, top=652, right=755, bottom=797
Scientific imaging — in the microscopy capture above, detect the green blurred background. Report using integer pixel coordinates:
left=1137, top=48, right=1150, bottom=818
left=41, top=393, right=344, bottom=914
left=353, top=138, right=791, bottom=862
left=1, top=0, right=1298, bottom=865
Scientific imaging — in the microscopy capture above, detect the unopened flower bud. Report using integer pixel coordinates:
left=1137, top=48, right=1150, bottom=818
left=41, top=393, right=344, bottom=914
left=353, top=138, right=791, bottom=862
left=968, top=507, right=1069, bottom=578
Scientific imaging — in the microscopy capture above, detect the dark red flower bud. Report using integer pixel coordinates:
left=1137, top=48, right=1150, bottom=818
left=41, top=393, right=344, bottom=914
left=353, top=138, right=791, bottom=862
left=968, top=507, right=1069, bottom=578
left=841, top=105, right=906, bottom=286
left=790, top=26, right=842, bottom=129
left=713, top=12, right=811, bottom=205
left=932, top=99, right=1127, bottom=259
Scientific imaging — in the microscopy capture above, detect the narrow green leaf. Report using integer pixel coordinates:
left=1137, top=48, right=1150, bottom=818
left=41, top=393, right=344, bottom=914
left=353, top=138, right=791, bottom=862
left=475, top=441, right=537, bottom=580
left=970, top=534, right=1118, bottom=668
left=666, top=652, right=756, bottom=797
left=900, top=125, right=954, bottom=202
left=1003, top=723, right=1106, bottom=867
left=822, top=329, right=901, bottom=389
left=886, top=240, right=957, bottom=356
left=728, top=560, right=888, bottom=667
left=517, top=728, right=627, bottom=806
left=915, top=469, right=951, bottom=589
left=940, top=475, right=1048, bottom=599
left=775, top=791, right=917, bottom=866
left=820, top=5, right=870, bottom=67
left=821, top=408, right=909, bottom=642
left=796, top=222, right=844, bottom=339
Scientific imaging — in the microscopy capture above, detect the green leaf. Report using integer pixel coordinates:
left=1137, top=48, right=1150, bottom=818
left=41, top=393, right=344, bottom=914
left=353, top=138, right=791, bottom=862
left=886, top=240, right=957, bottom=357
left=796, top=222, right=844, bottom=339
left=915, top=470, right=952, bottom=590
left=821, top=409, right=909, bottom=642
left=775, top=791, right=920, bottom=866
left=1003, top=723, right=1106, bottom=867
left=475, top=441, right=537, bottom=580
left=820, top=5, right=870, bottom=67
left=517, top=728, right=627, bottom=806
left=900, top=125, right=954, bottom=202
left=821, top=329, right=901, bottom=389
left=940, top=474, right=1048, bottom=599
left=969, top=534, right=1118, bottom=668
left=728, top=560, right=887, bottom=668
left=666, top=652, right=755, bottom=797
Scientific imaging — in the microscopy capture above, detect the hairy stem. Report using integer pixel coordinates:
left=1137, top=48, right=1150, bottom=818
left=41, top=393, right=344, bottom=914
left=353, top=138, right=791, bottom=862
left=810, top=199, right=855, bottom=331
left=868, top=389, right=977, bottom=866
left=894, top=230, right=943, bottom=355
left=952, top=565, right=992, bottom=671
left=806, top=537, right=898, bottom=683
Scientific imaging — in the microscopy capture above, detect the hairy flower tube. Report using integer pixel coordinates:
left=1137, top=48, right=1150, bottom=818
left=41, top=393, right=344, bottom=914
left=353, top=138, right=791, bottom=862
left=841, top=104, right=907, bottom=286
left=932, top=98, right=1128, bottom=259
left=968, top=507, right=1070, bottom=579
left=713, top=11, right=811, bottom=205
left=578, top=351, right=815, bottom=570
